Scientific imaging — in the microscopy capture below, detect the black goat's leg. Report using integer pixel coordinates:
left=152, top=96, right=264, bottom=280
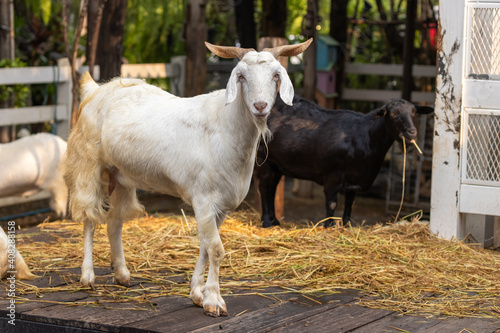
left=257, top=166, right=282, bottom=228
left=343, top=190, right=356, bottom=225
left=323, top=187, right=339, bottom=228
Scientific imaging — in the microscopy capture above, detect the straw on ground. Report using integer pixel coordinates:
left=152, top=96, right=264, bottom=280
left=2, top=210, right=500, bottom=319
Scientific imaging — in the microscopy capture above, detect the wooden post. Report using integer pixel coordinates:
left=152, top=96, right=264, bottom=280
left=56, top=58, right=73, bottom=140
left=185, top=0, right=208, bottom=97
left=429, top=0, right=465, bottom=240
left=402, top=0, right=417, bottom=101
left=257, top=37, right=288, bottom=222
left=0, top=0, right=14, bottom=143
left=296, top=0, right=318, bottom=199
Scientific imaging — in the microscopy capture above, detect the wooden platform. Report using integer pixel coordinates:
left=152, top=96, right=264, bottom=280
left=1, top=268, right=499, bottom=333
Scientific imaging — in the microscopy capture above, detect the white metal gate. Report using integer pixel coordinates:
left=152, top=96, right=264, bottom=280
left=431, top=0, right=500, bottom=247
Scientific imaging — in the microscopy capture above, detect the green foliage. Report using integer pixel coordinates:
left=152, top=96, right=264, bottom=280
left=123, top=0, right=186, bottom=64
left=0, top=59, right=30, bottom=108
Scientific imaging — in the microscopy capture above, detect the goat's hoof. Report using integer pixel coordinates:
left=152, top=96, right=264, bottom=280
left=80, top=273, right=95, bottom=289
left=190, top=290, right=204, bottom=308
left=114, top=267, right=130, bottom=287
left=271, top=220, right=280, bottom=226
left=203, top=303, right=228, bottom=317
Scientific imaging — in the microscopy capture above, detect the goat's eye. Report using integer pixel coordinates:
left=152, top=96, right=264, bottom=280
left=273, top=73, right=280, bottom=81
left=238, top=74, right=245, bottom=82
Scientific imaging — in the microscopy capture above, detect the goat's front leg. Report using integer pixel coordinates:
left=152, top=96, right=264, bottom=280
left=190, top=239, right=208, bottom=308
left=81, top=220, right=96, bottom=288
left=191, top=207, right=227, bottom=317
left=203, top=231, right=227, bottom=317
left=107, top=218, right=130, bottom=286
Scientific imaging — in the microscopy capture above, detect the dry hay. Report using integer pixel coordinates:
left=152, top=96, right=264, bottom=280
left=3, top=210, right=500, bottom=319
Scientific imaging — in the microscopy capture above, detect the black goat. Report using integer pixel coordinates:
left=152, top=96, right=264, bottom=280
left=256, top=97, right=434, bottom=228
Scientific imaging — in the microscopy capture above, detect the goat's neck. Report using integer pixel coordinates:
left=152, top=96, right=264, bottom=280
left=221, top=97, right=263, bottom=153
left=369, top=114, right=397, bottom=157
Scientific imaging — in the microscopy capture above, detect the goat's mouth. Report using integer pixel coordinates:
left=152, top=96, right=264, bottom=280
left=400, top=130, right=417, bottom=142
left=253, top=111, right=269, bottom=120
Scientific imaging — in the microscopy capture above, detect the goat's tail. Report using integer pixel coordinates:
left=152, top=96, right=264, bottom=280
left=76, top=71, right=100, bottom=122
left=80, top=71, right=99, bottom=98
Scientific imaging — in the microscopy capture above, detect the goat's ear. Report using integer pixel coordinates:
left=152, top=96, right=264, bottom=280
left=279, top=66, right=294, bottom=105
left=376, top=106, right=387, bottom=117
left=415, top=105, right=434, bottom=114
left=225, top=69, right=239, bottom=104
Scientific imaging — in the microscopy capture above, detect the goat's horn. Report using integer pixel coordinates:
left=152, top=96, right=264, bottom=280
left=263, top=38, right=313, bottom=59
left=205, top=42, right=255, bottom=60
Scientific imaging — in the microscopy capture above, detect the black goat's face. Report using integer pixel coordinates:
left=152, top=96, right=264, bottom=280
left=379, top=99, right=434, bottom=142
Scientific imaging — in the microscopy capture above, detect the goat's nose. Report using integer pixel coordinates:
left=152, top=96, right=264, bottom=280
left=407, top=128, right=417, bottom=136
left=254, top=102, right=268, bottom=112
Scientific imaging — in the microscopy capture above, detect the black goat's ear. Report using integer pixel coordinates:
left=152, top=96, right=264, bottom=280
left=415, top=105, right=434, bottom=114
left=375, top=106, right=387, bottom=117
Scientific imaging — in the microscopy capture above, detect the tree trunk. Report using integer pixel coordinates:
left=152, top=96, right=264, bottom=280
left=234, top=0, right=256, bottom=49
left=185, top=0, right=208, bottom=97
left=86, top=0, right=105, bottom=78
left=374, top=0, right=404, bottom=60
left=302, top=0, right=317, bottom=102
left=261, top=0, right=286, bottom=37
left=0, top=0, right=14, bottom=143
left=296, top=0, right=318, bottom=199
left=402, top=0, right=417, bottom=101
left=97, top=0, right=127, bottom=82
left=330, top=0, right=348, bottom=108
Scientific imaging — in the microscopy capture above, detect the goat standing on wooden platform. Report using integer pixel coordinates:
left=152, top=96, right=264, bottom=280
left=63, top=39, right=312, bottom=317
left=256, top=97, right=433, bottom=228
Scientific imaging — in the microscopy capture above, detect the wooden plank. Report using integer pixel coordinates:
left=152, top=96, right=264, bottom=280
left=121, top=63, right=178, bottom=79
left=189, top=299, right=355, bottom=332
left=0, top=105, right=68, bottom=126
left=429, top=0, right=466, bottom=240
left=21, top=296, right=192, bottom=332
left=342, top=89, right=435, bottom=103
left=123, top=292, right=280, bottom=333
left=0, top=66, right=71, bottom=85
left=270, top=303, right=394, bottom=332
left=345, top=63, right=436, bottom=77
left=0, top=190, right=51, bottom=208
left=417, top=317, right=500, bottom=333
left=0, top=318, right=102, bottom=333
left=349, top=312, right=441, bottom=332
left=460, top=184, right=500, bottom=215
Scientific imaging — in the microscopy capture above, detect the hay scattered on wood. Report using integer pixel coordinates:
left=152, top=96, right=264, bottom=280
left=4, top=211, right=500, bottom=319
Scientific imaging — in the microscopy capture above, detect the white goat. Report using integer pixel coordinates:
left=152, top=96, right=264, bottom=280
left=0, top=227, right=36, bottom=280
left=63, top=39, right=312, bottom=317
left=0, top=133, right=68, bottom=217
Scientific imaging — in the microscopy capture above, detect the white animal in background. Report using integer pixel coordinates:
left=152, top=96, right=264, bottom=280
left=63, top=39, right=312, bottom=317
left=0, top=133, right=68, bottom=217
left=0, top=227, right=35, bottom=280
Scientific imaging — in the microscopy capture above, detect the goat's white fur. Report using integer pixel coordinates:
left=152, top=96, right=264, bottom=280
left=0, top=227, right=36, bottom=280
left=0, top=133, right=68, bottom=217
left=64, top=50, right=295, bottom=316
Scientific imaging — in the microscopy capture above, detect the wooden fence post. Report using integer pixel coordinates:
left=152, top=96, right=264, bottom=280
left=56, top=58, right=73, bottom=140
left=171, top=56, right=186, bottom=97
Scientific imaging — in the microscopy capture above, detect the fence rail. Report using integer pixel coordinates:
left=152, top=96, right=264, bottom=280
left=343, top=63, right=436, bottom=103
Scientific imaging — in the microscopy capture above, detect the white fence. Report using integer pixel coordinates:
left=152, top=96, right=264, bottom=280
left=343, top=63, right=436, bottom=103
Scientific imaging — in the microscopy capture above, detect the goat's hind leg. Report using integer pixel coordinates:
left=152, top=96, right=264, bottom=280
left=107, top=181, right=143, bottom=287
left=81, top=219, right=96, bottom=288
